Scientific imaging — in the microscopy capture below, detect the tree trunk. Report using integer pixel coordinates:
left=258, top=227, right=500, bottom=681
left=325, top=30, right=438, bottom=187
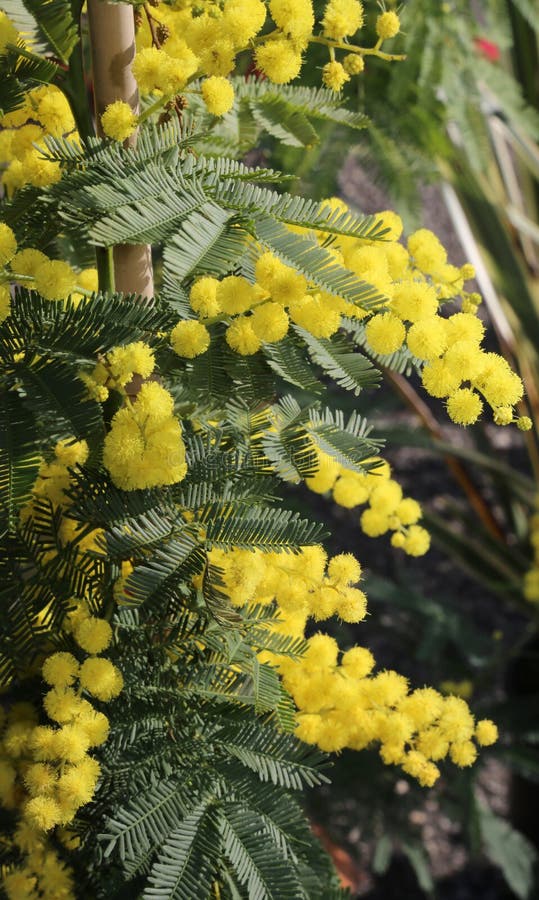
left=86, top=0, right=154, bottom=298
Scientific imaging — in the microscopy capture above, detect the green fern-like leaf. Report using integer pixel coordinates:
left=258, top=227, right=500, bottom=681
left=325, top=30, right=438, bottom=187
left=1, top=0, right=79, bottom=62
left=297, top=327, right=382, bottom=395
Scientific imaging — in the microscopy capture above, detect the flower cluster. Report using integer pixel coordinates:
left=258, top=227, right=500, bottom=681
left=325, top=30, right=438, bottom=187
left=0, top=223, right=97, bottom=321
left=20, top=438, right=105, bottom=570
left=103, top=381, right=188, bottom=490
left=523, top=497, right=539, bottom=603
left=205, top=544, right=497, bottom=786
left=0, top=84, right=75, bottom=195
left=0, top=613, right=122, bottom=896
left=0, top=704, right=76, bottom=899
left=79, top=340, right=189, bottom=491
left=307, top=451, right=430, bottom=556
left=132, top=0, right=403, bottom=132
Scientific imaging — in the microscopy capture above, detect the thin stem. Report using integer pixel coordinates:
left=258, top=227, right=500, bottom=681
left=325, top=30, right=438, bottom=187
left=308, top=34, right=406, bottom=61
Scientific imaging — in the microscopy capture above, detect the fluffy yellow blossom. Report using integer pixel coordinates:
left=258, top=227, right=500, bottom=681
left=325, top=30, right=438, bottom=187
left=171, top=320, right=210, bottom=358
left=217, top=275, right=257, bottom=315
left=226, top=317, right=262, bottom=355
left=343, top=53, right=365, bottom=75
left=190, top=277, right=221, bottom=317
left=446, top=387, right=483, bottom=425
left=103, top=382, right=187, bottom=490
left=322, top=61, right=350, bottom=92
left=250, top=302, right=290, bottom=343
left=107, top=340, right=156, bottom=387
left=74, top=617, right=113, bottom=655
left=79, top=658, right=124, bottom=701
left=269, top=0, right=314, bottom=42
left=255, top=38, right=303, bottom=84
left=33, top=260, right=77, bottom=301
left=0, top=284, right=10, bottom=323
left=10, top=248, right=48, bottom=277
left=132, top=44, right=199, bottom=94
left=201, top=76, right=235, bottom=116
left=0, top=11, right=18, bottom=54
left=24, top=796, right=62, bottom=831
left=475, top=719, right=498, bottom=746
left=376, top=11, right=401, bottom=40
left=365, top=312, right=406, bottom=355
left=42, top=653, right=79, bottom=689
left=0, top=222, right=17, bottom=266
left=101, top=100, right=138, bottom=141
left=322, top=0, right=364, bottom=40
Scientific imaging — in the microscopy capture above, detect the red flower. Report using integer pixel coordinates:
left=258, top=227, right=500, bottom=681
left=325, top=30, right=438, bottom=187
left=474, top=37, right=501, bottom=62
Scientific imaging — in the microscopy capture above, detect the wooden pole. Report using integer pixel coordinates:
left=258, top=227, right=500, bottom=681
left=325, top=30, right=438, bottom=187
left=87, top=0, right=154, bottom=298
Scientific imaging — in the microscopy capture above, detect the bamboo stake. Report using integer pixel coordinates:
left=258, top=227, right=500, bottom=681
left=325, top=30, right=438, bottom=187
left=87, top=0, right=154, bottom=298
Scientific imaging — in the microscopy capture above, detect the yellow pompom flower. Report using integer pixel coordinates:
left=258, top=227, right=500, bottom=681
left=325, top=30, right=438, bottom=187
left=132, top=44, right=199, bottom=94
left=406, top=316, right=447, bottom=360
left=23, top=763, right=57, bottom=797
left=376, top=11, right=401, bottom=40
left=42, top=653, right=79, bottom=688
left=24, top=796, right=63, bottom=831
left=79, top=658, right=123, bottom=701
left=445, top=311, right=484, bottom=346
left=337, top=586, right=367, bottom=622
left=322, top=61, right=350, bottom=92
left=327, top=553, right=361, bottom=587
left=217, top=275, right=256, bottom=315
left=101, top=100, right=137, bottom=142
left=365, top=312, right=406, bottom=355
left=250, top=302, right=290, bottom=343
left=0, top=11, right=18, bottom=54
left=201, top=76, right=235, bottom=116
left=226, top=317, right=261, bottom=355
left=0, top=222, right=17, bottom=266
left=56, top=758, right=100, bottom=808
left=171, top=320, right=210, bottom=358
left=43, top=687, right=83, bottom=724
left=332, top=472, right=369, bottom=508
left=103, top=383, right=188, bottom=490
left=392, top=281, right=438, bottom=322
left=107, top=340, right=156, bottom=387
left=74, top=617, right=113, bottom=655
left=10, top=248, right=48, bottom=277
left=422, top=358, right=461, bottom=398
left=322, top=0, right=364, bottom=40
left=255, top=38, right=303, bottom=84
left=395, top=497, right=422, bottom=526
left=304, top=633, right=339, bottom=667
left=289, top=295, right=341, bottom=338
left=403, top=525, right=430, bottom=556
left=493, top=406, right=513, bottom=426
left=343, top=53, right=365, bottom=75
left=190, top=277, right=221, bottom=317
left=55, top=724, right=91, bottom=763
left=78, top=708, right=110, bottom=747
left=360, top=507, right=390, bottom=537
left=33, top=260, right=77, bottom=301
left=517, top=416, right=532, bottom=431
left=475, top=719, right=498, bottom=746
left=408, top=229, right=446, bottom=274
left=269, top=0, right=314, bottom=42
left=450, top=740, right=477, bottom=767
left=222, top=0, right=267, bottom=46
left=369, top=479, right=402, bottom=514
left=0, top=284, right=10, bottom=323
left=446, top=388, right=483, bottom=425
left=341, top=646, right=374, bottom=678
